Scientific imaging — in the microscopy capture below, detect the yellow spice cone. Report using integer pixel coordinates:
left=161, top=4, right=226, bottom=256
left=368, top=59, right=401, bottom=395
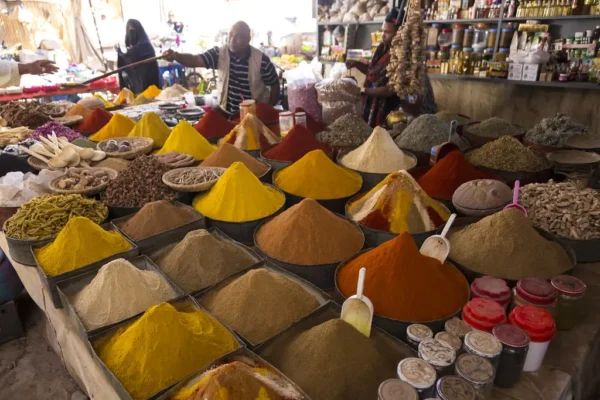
left=115, top=88, right=135, bottom=105
left=221, top=113, right=280, bottom=150
left=127, top=112, right=171, bottom=148
left=139, top=84, right=162, bottom=99
left=89, top=113, right=137, bottom=141
left=156, top=120, right=216, bottom=160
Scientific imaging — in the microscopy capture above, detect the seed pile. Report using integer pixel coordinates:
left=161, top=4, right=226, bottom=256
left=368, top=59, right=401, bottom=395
left=261, top=319, right=398, bottom=400
left=316, top=114, right=371, bottom=147
left=200, top=143, right=270, bottom=177
left=465, top=117, right=524, bottom=138
left=466, top=136, right=552, bottom=172
left=200, top=269, right=320, bottom=343
left=72, top=258, right=176, bottom=330
left=524, top=113, right=587, bottom=147
left=4, top=194, right=107, bottom=240
left=395, top=114, right=467, bottom=153
left=152, top=229, right=257, bottom=293
left=165, top=168, right=224, bottom=186
left=435, top=111, right=471, bottom=126
left=118, top=201, right=201, bottom=241
left=102, top=156, right=179, bottom=208
left=520, top=181, right=600, bottom=240
left=448, top=209, right=573, bottom=280
left=93, top=158, right=130, bottom=172
left=0, top=101, right=52, bottom=128
left=54, top=168, right=112, bottom=190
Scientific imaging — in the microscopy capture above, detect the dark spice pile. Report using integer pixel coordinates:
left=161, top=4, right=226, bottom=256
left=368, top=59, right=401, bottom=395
left=316, top=114, right=371, bottom=147
left=524, top=113, right=587, bottom=147
left=117, top=200, right=201, bottom=241
left=0, top=101, right=52, bottom=128
left=200, top=268, right=320, bottom=343
left=261, top=319, right=398, bottom=400
left=101, top=155, right=179, bottom=208
left=255, top=199, right=363, bottom=265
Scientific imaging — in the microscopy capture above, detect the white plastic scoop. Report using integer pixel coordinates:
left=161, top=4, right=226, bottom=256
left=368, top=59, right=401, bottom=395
left=340, top=267, right=373, bottom=337
left=504, top=180, right=527, bottom=216
left=420, top=213, right=457, bottom=264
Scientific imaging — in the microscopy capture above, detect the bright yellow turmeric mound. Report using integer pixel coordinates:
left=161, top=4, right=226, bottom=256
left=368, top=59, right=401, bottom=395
left=157, top=120, right=216, bottom=160
left=89, top=113, right=136, bottom=141
left=127, top=112, right=171, bottom=148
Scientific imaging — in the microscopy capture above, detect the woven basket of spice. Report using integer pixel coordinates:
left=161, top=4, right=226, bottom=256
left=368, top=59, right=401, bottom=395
left=162, top=167, right=226, bottom=192
left=96, top=137, right=153, bottom=159
left=49, top=167, right=118, bottom=196
left=154, top=152, right=196, bottom=168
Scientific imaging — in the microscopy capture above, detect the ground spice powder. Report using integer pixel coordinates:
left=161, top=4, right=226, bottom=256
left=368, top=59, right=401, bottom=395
left=153, top=229, right=257, bottom=293
left=89, top=113, right=137, bottom=141
left=263, top=124, right=332, bottom=162
left=262, top=319, right=398, bottom=400
left=255, top=102, right=280, bottom=123
left=77, top=108, right=113, bottom=135
left=139, top=84, right=162, bottom=99
left=127, top=112, right=171, bottom=148
left=193, top=109, right=235, bottom=139
left=200, top=143, right=270, bottom=177
left=274, top=150, right=362, bottom=200
left=222, top=114, right=280, bottom=150
left=338, top=232, right=468, bottom=321
left=94, top=302, right=238, bottom=400
left=256, top=199, right=363, bottom=265
left=448, top=208, right=572, bottom=280
left=118, top=200, right=201, bottom=241
left=193, top=162, right=284, bottom=222
left=157, top=120, right=215, bottom=160
left=65, top=104, right=93, bottom=119
left=347, top=170, right=450, bottom=234
left=34, top=217, right=131, bottom=277
left=418, top=151, right=496, bottom=200
left=200, top=268, right=320, bottom=344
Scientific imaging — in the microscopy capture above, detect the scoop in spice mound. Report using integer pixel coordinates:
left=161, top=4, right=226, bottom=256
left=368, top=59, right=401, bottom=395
left=221, top=113, right=280, bottom=150
left=316, top=113, right=371, bottom=147
left=200, top=143, right=270, bottom=177
left=464, top=117, right=524, bottom=138
left=448, top=208, right=573, bottom=280
left=466, top=136, right=552, bottom=172
left=347, top=170, right=450, bottom=234
left=394, top=114, right=468, bottom=153
left=524, top=113, right=587, bottom=148
left=200, top=268, right=320, bottom=344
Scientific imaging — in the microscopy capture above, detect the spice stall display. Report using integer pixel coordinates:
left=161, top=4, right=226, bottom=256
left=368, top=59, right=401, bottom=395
left=466, top=136, right=552, bottom=173
left=262, top=125, right=332, bottom=163
left=452, top=179, right=513, bottom=217
left=199, top=268, right=320, bottom=344
left=524, top=114, right=587, bottom=148
left=77, top=108, right=114, bottom=135
left=221, top=114, right=281, bottom=151
left=448, top=209, right=574, bottom=280
left=64, top=104, right=93, bottom=120
left=156, top=121, right=215, bottom=161
left=294, top=107, right=326, bottom=134
left=0, top=101, right=53, bottom=128
left=200, top=143, right=270, bottom=178
left=32, top=122, right=82, bottom=142
left=316, top=113, right=371, bottom=147
left=93, top=301, right=239, bottom=400
left=462, top=117, right=525, bottom=140
left=435, top=111, right=471, bottom=126
left=395, top=114, right=467, bottom=153
left=89, top=113, right=137, bottom=142
left=126, top=112, right=171, bottom=148
left=193, top=109, right=236, bottom=141
left=71, top=258, right=177, bottom=330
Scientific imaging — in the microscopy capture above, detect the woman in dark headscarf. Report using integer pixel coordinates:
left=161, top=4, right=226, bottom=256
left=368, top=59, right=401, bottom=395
left=116, top=19, right=161, bottom=94
left=347, top=8, right=437, bottom=127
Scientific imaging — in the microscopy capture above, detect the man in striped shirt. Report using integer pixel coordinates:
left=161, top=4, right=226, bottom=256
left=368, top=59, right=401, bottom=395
left=164, top=21, right=280, bottom=113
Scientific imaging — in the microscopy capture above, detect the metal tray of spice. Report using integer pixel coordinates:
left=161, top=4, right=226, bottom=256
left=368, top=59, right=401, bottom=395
left=156, top=347, right=310, bottom=400
left=56, top=254, right=185, bottom=340
left=111, top=201, right=206, bottom=253
left=194, top=260, right=331, bottom=349
left=31, top=223, right=139, bottom=309
left=88, top=295, right=246, bottom=400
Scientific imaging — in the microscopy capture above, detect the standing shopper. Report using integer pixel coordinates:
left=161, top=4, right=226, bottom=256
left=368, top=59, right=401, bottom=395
left=117, top=19, right=161, bottom=94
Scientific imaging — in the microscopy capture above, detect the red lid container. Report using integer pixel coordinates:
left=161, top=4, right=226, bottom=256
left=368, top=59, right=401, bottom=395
left=462, top=298, right=507, bottom=332
left=516, top=278, right=557, bottom=305
left=509, top=305, right=556, bottom=342
left=492, top=323, right=530, bottom=348
left=471, top=276, right=512, bottom=306
left=551, top=275, right=586, bottom=296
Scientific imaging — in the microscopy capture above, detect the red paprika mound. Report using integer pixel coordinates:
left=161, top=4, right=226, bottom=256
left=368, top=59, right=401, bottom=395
left=256, top=102, right=280, bottom=123
left=295, top=107, right=326, bottom=134
left=417, top=150, right=496, bottom=200
left=194, top=110, right=235, bottom=139
left=337, top=232, right=469, bottom=322
left=77, top=108, right=113, bottom=135
left=263, top=125, right=332, bottom=162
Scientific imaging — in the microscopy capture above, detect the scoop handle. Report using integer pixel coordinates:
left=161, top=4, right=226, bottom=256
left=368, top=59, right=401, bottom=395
left=448, top=120, right=457, bottom=141
left=440, top=213, right=457, bottom=239
left=357, top=267, right=366, bottom=299
left=513, top=180, right=520, bottom=205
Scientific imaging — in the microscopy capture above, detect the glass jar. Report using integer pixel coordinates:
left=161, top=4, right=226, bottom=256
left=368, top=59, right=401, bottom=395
left=453, top=24, right=466, bottom=45
left=473, top=25, right=489, bottom=50
left=418, top=339, right=457, bottom=377
left=428, top=24, right=442, bottom=47
left=450, top=44, right=462, bottom=60
left=463, top=330, right=502, bottom=370
left=407, top=324, right=434, bottom=350
left=435, top=331, right=463, bottom=354
left=487, top=28, right=498, bottom=48
left=470, top=276, right=512, bottom=309
left=278, top=111, right=294, bottom=137
left=483, top=48, right=494, bottom=61
left=511, top=278, right=557, bottom=317
left=439, top=29, right=453, bottom=47
left=500, top=28, right=515, bottom=48
left=494, top=48, right=510, bottom=62
left=436, top=376, right=476, bottom=400
left=463, top=29, right=475, bottom=47
left=240, top=99, right=256, bottom=119
left=462, top=298, right=507, bottom=332
left=397, top=357, right=437, bottom=398
left=551, top=275, right=587, bottom=330
left=427, top=46, right=439, bottom=60
left=492, top=324, right=530, bottom=388
left=294, top=111, right=307, bottom=128
left=437, top=46, right=450, bottom=61
left=378, top=379, right=419, bottom=400
left=454, top=354, right=495, bottom=400
left=509, top=305, right=556, bottom=372
left=445, top=318, right=473, bottom=339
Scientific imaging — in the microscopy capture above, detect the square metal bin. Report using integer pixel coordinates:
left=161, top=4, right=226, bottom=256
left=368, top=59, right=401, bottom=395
left=156, top=347, right=310, bottom=400
left=111, top=201, right=206, bottom=253
left=195, top=260, right=331, bottom=349
left=56, top=254, right=186, bottom=341
left=88, top=295, right=246, bottom=400
left=31, top=223, right=139, bottom=309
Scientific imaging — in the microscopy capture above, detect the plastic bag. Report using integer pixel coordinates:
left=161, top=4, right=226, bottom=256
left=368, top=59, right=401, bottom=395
left=359, top=13, right=374, bottom=21
left=315, top=63, right=361, bottom=124
left=509, top=49, right=550, bottom=64
left=284, top=61, right=323, bottom=122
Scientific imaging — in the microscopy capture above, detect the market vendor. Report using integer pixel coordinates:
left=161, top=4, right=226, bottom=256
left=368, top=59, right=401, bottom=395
left=0, top=60, right=58, bottom=88
left=346, top=8, right=437, bottom=127
left=117, top=19, right=161, bottom=94
left=163, top=21, right=281, bottom=113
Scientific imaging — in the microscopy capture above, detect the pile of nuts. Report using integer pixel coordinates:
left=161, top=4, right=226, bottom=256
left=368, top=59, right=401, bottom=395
left=55, top=168, right=112, bottom=190
left=520, top=181, right=600, bottom=240
left=104, top=139, right=132, bottom=153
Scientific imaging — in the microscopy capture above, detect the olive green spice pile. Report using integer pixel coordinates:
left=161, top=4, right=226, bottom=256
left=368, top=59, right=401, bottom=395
left=465, top=117, right=524, bottom=138
left=466, top=136, right=552, bottom=172
left=435, top=111, right=471, bottom=126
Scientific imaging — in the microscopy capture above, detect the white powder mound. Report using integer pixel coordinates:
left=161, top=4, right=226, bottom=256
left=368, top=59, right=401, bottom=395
left=71, top=258, right=176, bottom=330
left=340, top=127, right=417, bottom=173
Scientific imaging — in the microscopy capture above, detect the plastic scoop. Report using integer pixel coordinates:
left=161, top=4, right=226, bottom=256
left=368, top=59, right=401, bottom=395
left=430, top=120, right=459, bottom=165
left=504, top=180, right=527, bottom=216
left=340, top=267, right=373, bottom=337
left=420, top=213, right=457, bottom=264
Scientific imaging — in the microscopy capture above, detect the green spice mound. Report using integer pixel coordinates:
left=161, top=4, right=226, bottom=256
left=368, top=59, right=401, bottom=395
left=435, top=111, right=471, bottom=126
left=466, top=136, right=551, bottom=172
left=448, top=209, right=572, bottom=280
left=465, top=117, right=525, bottom=138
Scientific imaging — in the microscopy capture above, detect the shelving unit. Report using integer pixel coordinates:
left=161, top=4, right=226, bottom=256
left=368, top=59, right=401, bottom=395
left=429, top=73, right=600, bottom=89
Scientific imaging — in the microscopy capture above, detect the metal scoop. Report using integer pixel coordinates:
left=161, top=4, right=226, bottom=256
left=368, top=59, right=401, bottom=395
left=504, top=180, right=527, bottom=216
left=420, top=213, right=457, bottom=264
left=341, top=267, right=373, bottom=337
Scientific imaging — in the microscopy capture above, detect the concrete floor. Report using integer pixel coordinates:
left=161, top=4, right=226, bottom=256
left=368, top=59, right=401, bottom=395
left=0, top=297, right=81, bottom=400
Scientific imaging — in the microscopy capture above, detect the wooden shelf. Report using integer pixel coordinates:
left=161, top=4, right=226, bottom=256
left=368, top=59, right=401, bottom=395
left=317, top=20, right=385, bottom=26
left=424, top=18, right=498, bottom=24
left=503, top=15, right=600, bottom=21
left=428, top=73, right=600, bottom=89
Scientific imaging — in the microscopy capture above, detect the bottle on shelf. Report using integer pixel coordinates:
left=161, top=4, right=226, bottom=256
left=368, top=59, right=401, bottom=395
left=507, top=0, right=517, bottom=16
left=572, top=0, right=580, bottom=14
left=583, top=0, right=593, bottom=14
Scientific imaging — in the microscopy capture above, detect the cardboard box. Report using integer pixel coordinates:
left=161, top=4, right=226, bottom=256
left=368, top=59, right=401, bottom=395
left=508, top=63, right=523, bottom=80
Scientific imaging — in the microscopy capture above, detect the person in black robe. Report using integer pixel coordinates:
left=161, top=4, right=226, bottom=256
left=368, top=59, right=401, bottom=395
left=116, top=19, right=161, bottom=94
